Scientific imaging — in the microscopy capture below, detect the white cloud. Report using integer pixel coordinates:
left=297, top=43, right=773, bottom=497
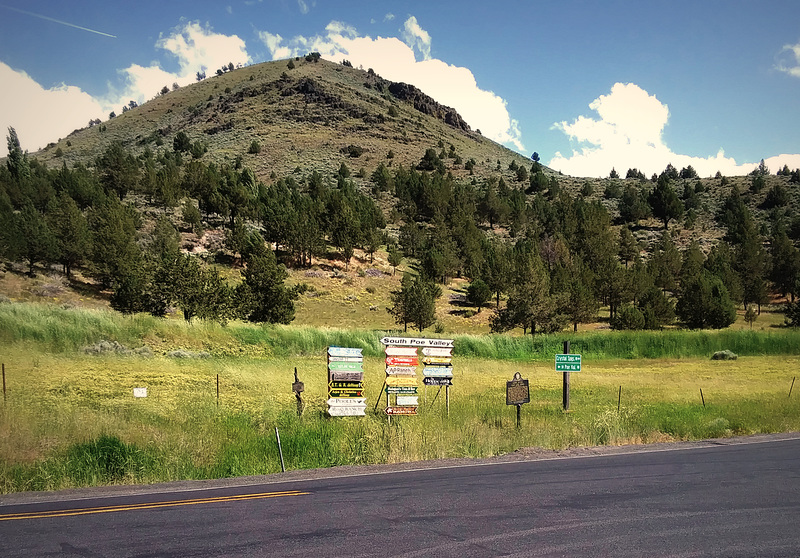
left=384, top=13, right=395, bottom=22
left=257, top=17, right=525, bottom=151
left=0, top=21, right=251, bottom=157
left=776, top=40, right=800, bottom=78
left=548, top=82, right=800, bottom=177
left=297, top=0, right=309, bottom=15
left=401, top=16, right=431, bottom=61
left=0, top=62, right=105, bottom=156
left=108, top=21, right=249, bottom=108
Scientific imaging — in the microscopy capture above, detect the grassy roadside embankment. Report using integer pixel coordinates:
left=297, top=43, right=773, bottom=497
left=1, top=302, right=799, bottom=493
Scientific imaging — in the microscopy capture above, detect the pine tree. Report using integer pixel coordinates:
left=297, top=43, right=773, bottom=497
left=237, top=251, right=298, bottom=324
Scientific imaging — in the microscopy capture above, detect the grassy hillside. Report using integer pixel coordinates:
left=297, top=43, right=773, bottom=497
left=32, top=57, right=539, bottom=185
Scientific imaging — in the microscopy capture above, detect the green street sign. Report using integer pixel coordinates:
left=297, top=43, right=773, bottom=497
left=328, top=361, right=363, bottom=372
left=555, top=354, right=581, bottom=372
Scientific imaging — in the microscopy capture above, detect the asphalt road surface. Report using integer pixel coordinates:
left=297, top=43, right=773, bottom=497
left=2, top=436, right=799, bottom=557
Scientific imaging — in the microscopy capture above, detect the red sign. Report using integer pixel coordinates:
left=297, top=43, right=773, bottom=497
left=385, top=356, right=418, bottom=366
left=385, top=406, right=418, bottom=415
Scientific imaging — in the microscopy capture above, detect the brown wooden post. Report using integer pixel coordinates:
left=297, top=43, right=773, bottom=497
left=2, top=363, right=6, bottom=403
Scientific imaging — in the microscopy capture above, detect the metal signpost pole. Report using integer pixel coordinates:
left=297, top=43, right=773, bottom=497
left=562, top=341, right=570, bottom=411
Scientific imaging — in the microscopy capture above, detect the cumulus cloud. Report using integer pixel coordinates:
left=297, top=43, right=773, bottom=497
left=108, top=21, right=249, bottom=108
left=384, top=13, right=395, bottom=22
left=0, top=21, right=251, bottom=156
left=257, top=17, right=525, bottom=151
left=401, top=16, right=431, bottom=61
left=776, top=40, right=800, bottom=78
left=0, top=62, right=105, bottom=156
left=548, top=82, right=800, bottom=177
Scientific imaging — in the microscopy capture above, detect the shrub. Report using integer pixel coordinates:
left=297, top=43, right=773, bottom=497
left=611, top=305, right=646, bottom=330
left=248, top=140, right=261, bottom=154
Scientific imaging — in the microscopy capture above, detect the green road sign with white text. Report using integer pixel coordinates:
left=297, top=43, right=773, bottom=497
left=555, top=354, right=581, bottom=372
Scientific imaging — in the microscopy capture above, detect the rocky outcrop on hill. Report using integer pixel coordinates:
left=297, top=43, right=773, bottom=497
left=387, top=81, right=471, bottom=132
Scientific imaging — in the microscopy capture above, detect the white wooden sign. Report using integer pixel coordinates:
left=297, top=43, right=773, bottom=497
left=422, top=347, right=453, bottom=357
left=385, top=366, right=417, bottom=376
left=328, top=347, right=363, bottom=357
left=133, top=387, right=147, bottom=398
left=327, top=398, right=367, bottom=407
left=396, top=395, right=419, bottom=406
left=384, top=346, right=419, bottom=356
left=328, top=407, right=367, bottom=416
left=423, top=367, right=453, bottom=378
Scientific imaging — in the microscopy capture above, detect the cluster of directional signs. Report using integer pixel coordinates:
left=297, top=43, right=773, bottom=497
left=381, top=337, right=454, bottom=417
left=327, top=347, right=366, bottom=416
left=326, top=338, right=454, bottom=418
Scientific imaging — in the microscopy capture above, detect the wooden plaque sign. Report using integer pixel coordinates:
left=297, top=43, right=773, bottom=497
left=506, top=372, right=530, bottom=405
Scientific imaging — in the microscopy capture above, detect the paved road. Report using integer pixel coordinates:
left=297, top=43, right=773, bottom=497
left=2, top=437, right=800, bottom=557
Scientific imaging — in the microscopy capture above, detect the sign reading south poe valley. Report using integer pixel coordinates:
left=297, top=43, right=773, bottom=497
left=380, top=337, right=454, bottom=348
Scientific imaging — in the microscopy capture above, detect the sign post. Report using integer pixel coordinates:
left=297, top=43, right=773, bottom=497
left=555, top=342, right=582, bottom=411
left=327, top=347, right=365, bottom=417
left=506, top=372, right=530, bottom=428
left=380, top=338, right=454, bottom=420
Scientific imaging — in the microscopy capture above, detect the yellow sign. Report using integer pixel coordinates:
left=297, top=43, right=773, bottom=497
left=385, top=376, right=418, bottom=387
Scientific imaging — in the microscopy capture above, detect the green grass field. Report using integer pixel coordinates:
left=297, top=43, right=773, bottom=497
left=1, top=302, right=799, bottom=493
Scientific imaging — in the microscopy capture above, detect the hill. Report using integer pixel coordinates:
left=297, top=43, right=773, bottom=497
left=2, top=56, right=800, bottom=335
left=33, top=56, right=541, bottom=185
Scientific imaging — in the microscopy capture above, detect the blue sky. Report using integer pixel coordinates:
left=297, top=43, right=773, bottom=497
left=1, top=0, right=799, bottom=177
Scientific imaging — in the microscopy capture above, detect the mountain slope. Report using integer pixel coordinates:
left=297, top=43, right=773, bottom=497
left=33, top=57, right=539, bottom=184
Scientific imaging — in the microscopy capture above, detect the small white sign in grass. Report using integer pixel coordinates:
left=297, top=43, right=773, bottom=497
left=133, top=387, right=147, bottom=398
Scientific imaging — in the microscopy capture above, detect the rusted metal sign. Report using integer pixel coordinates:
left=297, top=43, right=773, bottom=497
left=506, top=372, right=530, bottom=405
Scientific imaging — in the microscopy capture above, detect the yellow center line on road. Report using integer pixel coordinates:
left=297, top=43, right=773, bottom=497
left=0, top=490, right=310, bottom=521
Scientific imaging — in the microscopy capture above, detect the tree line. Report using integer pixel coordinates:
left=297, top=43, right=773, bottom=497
left=3, top=126, right=800, bottom=333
